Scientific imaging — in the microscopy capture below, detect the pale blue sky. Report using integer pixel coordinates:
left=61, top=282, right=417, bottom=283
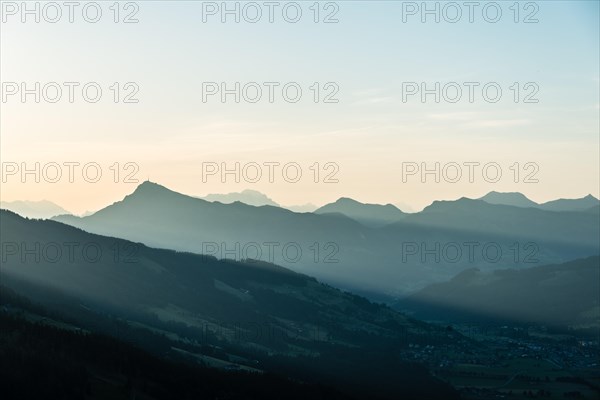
left=1, top=1, right=598, bottom=213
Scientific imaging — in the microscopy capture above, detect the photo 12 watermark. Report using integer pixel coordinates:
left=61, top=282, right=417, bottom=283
left=201, top=161, right=340, bottom=184
left=400, top=241, right=540, bottom=264
left=400, top=82, right=539, bottom=104
left=1, top=1, right=140, bottom=24
left=1, top=82, right=140, bottom=104
left=1, top=241, right=141, bottom=264
left=199, top=1, right=340, bottom=24
left=400, top=1, right=539, bottom=24
left=201, top=82, right=340, bottom=104
left=201, top=241, right=340, bottom=264
left=1, top=161, right=141, bottom=184
left=401, top=161, right=539, bottom=184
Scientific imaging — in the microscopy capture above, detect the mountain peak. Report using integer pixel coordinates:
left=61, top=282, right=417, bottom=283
left=479, top=191, right=538, bottom=208
left=315, top=197, right=404, bottom=227
left=538, top=193, right=600, bottom=212
left=240, top=189, right=266, bottom=195
left=334, top=197, right=362, bottom=205
left=423, top=197, right=482, bottom=212
left=481, top=191, right=532, bottom=200
left=125, top=181, right=184, bottom=202
left=202, top=189, right=279, bottom=207
left=137, top=180, right=163, bottom=189
left=133, top=181, right=171, bottom=194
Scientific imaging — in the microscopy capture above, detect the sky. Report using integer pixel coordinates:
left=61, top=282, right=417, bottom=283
left=1, top=0, right=599, bottom=214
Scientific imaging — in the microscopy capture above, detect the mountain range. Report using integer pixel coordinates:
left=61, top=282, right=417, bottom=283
left=0, top=199, right=70, bottom=219
left=0, top=209, right=461, bottom=399
left=201, top=189, right=280, bottom=207
left=7, top=189, right=597, bottom=223
left=51, top=182, right=600, bottom=297
left=315, top=197, right=405, bottom=227
left=2, top=185, right=599, bottom=397
left=200, top=189, right=318, bottom=212
left=396, top=256, right=600, bottom=332
left=479, top=191, right=599, bottom=212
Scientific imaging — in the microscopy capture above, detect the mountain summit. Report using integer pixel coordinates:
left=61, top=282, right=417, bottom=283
left=201, top=189, right=280, bottom=207
left=479, top=191, right=599, bottom=212
left=538, top=194, right=599, bottom=212
left=479, top=191, right=538, bottom=208
left=52, top=182, right=600, bottom=296
left=130, top=180, right=174, bottom=195
left=315, top=197, right=405, bottom=227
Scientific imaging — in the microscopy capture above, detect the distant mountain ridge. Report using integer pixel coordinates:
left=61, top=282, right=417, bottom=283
left=2, top=208, right=429, bottom=344
left=396, top=256, right=600, bottom=331
left=539, top=194, right=600, bottom=212
left=479, top=191, right=539, bottom=208
left=201, top=189, right=280, bottom=207
left=480, top=191, right=599, bottom=212
left=7, top=189, right=595, bottom=221
left=1, top=208, right=462, bottom=399
left=0, top=200, right=70, bottom=219
left=315, top=198, right=405, bottom=227
left=406, top=197, right=598, bottom=247
left=200, top=189, right=318, bottom=213
left=52, top=182, right=600, bottom=297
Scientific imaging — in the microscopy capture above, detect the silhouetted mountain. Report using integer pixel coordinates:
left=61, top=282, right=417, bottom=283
left=4, top=209, right=413, bottom=338
left=404, top=198, right=599, bottom=248
left=480, top=191, right=600, bottom=212
left=1, top=209, right=462, bottom=399
left=198, top=189, right=318, bottom=213
left=1, top=199, right=70, bottom=219
left=479, top=191, right=538, bottom=208
left=53, top=182, right=387, bottom=291
left=315, top=198, right=406, bottom=227
left=539, top=194, right=600, bottom=212
left=202, top=189, right=280, bottom=207
left=52, top=182, right=600, bottom=297
left=396, top=256, right=600, bottom=331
